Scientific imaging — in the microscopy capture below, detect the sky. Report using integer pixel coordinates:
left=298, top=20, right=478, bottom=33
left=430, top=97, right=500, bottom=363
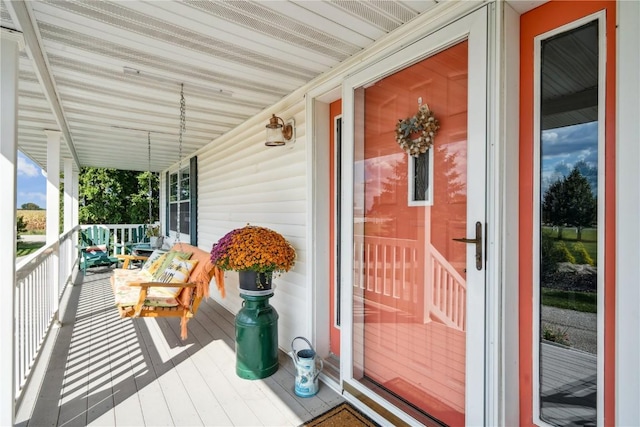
left=541, top=121, right=598, bottom=194
left=17, top=151, right=47, bottom=209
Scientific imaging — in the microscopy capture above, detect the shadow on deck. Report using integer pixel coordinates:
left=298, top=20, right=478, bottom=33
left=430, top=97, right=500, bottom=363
left=16, top=267, right=343, bottom=426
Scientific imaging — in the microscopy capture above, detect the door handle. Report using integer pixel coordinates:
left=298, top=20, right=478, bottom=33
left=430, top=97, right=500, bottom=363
left=452, top=221, right=483, bottom=270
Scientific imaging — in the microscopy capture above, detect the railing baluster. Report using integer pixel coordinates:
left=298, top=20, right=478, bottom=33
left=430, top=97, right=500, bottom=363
left=13, top=225, right=81, bottom=406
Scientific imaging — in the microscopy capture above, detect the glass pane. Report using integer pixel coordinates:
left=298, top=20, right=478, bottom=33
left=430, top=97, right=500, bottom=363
left=169, top=203, right=177, bottom=231
left=180, top=167, right=190, bottom=201
left=352, top=40, right=468, bottom=426
left=539, top=21, right=599, bottom=426
left=179, top=202, right=190, bottom=234
left=170, top=173, right=178, bottom=203
left=412, top=152, right=429, bottom=202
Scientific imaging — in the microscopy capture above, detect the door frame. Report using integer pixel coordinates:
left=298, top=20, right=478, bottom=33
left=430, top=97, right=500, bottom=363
left=340, top=7, right=489, bottom=425
left=530, top=12, right=607, bottom=426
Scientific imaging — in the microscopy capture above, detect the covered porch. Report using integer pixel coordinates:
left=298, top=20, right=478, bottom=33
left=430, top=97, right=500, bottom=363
left=16, top=265, right=343, bottom=426
left=4, top=0, right=640, bottom=425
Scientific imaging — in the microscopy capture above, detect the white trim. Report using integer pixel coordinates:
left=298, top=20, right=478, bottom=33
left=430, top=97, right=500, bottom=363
left=63, top=159, right=73, bottom=232
left=595, top=14, right=606, bottom=427
left=305, top=93, right=332, bottom=352
left=616, top=0, right=640, bottom=423
left=498, top=2, right=521, bottom=426
left=0, top=27, right=25, bottom=49
left=167, top=164, right=191, bottom=243
left=465, top=9, right=489, bottom=425
left=0, top=32, right=22, bottom=427
left=531, top=12, right=606, bottom=427
left=407, top=151, right=434, bottom=207
left=45, top=130, right=61, bottom=322
left=333, top=113, right=342, bottom=331
left=4, top=1, right=80, bottom=168
left=342, top=7, right=488, bottom=425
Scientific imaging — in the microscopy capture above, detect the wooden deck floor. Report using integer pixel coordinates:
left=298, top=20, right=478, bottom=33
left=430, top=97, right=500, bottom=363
left=16, top=267, right=344, bottom=426
left=540, top=342, right=597, bottom=426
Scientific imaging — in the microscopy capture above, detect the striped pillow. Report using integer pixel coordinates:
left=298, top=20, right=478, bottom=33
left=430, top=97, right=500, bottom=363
left=156, top=258, right=199, bottom=297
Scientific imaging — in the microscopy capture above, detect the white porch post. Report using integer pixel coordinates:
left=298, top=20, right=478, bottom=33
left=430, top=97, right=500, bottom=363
left=64, top=158, right=73, bottom=232
left=45, top=130, right=61, bottom=316
left=72, top=168, right=79, bottom=266
left=73, top=170, right=79, bottom=225
left=0, top=28, right=24, bottom=427
left=63, top=158, right=75, bottom=275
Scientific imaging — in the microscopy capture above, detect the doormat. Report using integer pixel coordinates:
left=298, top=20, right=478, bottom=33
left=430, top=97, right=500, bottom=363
left=302, top=402, right=379, bottom=427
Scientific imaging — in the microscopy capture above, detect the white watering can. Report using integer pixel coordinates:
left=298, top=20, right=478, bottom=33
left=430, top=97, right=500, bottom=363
left=288, top=337, right=323, bottom=397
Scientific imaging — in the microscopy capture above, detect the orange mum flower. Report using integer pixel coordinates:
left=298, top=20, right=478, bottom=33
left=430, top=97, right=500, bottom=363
left=210, top=225, right=296, bottom=273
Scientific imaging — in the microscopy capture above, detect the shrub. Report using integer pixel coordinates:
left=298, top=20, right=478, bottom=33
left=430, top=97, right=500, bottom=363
left=541, top=323, right=570, bottom=346
left=572, top=242, right=594, bottom=266
left=16, top=215, right=27, bottom=241
left=541, top=231, right=576, bottom=277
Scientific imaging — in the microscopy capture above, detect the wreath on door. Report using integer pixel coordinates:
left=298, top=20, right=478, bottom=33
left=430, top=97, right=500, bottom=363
left=395, top=104, right=440, bottom=157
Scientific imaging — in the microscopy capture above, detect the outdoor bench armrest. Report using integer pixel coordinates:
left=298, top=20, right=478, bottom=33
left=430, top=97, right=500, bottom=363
left=128, top=282, right=198, bottom=288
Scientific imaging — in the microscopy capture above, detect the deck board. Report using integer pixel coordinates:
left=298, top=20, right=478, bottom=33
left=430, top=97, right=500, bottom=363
left=18, top=267, right=343, bottom=426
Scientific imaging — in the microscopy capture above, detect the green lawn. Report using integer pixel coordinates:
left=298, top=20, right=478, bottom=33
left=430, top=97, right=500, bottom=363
left=542, top=226, right=598, bottom=265
left=541, top=288, right=597, bottom=313
left=16, top=241, right=45, bottom=257
left=543, top=226, right=597, bottom=241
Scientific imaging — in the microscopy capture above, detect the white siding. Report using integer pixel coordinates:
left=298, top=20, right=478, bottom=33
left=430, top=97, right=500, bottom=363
left=196, top=101, right=308, bottom=349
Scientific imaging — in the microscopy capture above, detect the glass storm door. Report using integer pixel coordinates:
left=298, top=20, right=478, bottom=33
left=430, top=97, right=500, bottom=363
left=342, top=9, right=487, bottom=426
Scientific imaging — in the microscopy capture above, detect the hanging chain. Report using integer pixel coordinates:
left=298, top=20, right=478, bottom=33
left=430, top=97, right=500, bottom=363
left=147, top=132, right=152, bottom=225
left=176, top=83, right=185, bottom=242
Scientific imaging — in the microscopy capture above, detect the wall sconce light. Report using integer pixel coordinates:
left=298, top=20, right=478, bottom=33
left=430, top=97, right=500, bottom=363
left=265, top=114, right=295, bottom=146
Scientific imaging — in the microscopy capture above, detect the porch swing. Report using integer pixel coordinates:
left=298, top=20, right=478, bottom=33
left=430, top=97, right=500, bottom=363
left=110, top=84, right=223, bottom=339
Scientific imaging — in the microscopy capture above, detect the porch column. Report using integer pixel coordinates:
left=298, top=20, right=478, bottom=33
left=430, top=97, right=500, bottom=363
left=64, top=158, right=73, bottom=232
left=72, top=169, right=79, bottom=226
left=45, top=130, right=61, bottom=317
left=0, top=27, right=24, bottom=427
left=72, top=168, right=79, bottom=266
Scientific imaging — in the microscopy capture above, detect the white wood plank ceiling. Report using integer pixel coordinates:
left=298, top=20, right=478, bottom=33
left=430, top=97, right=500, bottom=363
left=1, top=0, right=436, bottom=172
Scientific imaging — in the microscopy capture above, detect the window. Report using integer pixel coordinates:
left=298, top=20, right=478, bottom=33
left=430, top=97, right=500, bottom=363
left=166, top=157, right=197, bottom=245
left=535, top=19, right=602, bottom=426
left=408, top=151, right=433, bottom=206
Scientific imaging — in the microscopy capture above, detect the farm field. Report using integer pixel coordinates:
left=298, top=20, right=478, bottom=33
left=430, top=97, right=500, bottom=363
left=17, top=209, right=46, bottom=234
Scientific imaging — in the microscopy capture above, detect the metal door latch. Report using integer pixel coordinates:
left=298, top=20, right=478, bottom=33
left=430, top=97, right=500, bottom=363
left=452, top=221, right=483, bottom=270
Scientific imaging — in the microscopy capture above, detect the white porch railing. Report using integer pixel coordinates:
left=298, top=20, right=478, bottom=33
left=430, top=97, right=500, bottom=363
left=353, top=235, right=466, bottom=331
left=14, top=226, right=79, bottom=406
left=427, top=245, right=466, bottom=331
left=13, top=223, right=151, bottom=410
left=80, top=223, right=150, bottom=254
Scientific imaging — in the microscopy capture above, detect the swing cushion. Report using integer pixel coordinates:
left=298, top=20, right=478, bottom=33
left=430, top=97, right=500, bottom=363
left=141, top=249, right=167, bottom=271
left=112, top=269, right=179, bottom=307
left=149, top=251, right=193, bottom=280
left=155, top=258, right=199, bottom=297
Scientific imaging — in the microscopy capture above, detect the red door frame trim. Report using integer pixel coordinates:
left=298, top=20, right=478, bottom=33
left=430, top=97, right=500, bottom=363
left=519, top=1, right=616, bottom=425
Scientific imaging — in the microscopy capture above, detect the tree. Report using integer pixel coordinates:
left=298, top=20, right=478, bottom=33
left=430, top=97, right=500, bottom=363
left=79, top=168, right=159, bottom=225
left=542, top=166, right=596, bottom=241
left=542, top=179, right=567, bottom=239
left=563, top=168, right=597, bottom=241
left=128, top=171, right=160, bottom=224
left=21, top=202, right=41, bottom=210
left=16, top=216, right=27, bottom=241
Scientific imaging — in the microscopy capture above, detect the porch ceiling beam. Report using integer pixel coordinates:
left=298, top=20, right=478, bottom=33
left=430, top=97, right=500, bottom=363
left=5, top=0, right=81, bottom=169
left=541, top=86, right=598, bottom=116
